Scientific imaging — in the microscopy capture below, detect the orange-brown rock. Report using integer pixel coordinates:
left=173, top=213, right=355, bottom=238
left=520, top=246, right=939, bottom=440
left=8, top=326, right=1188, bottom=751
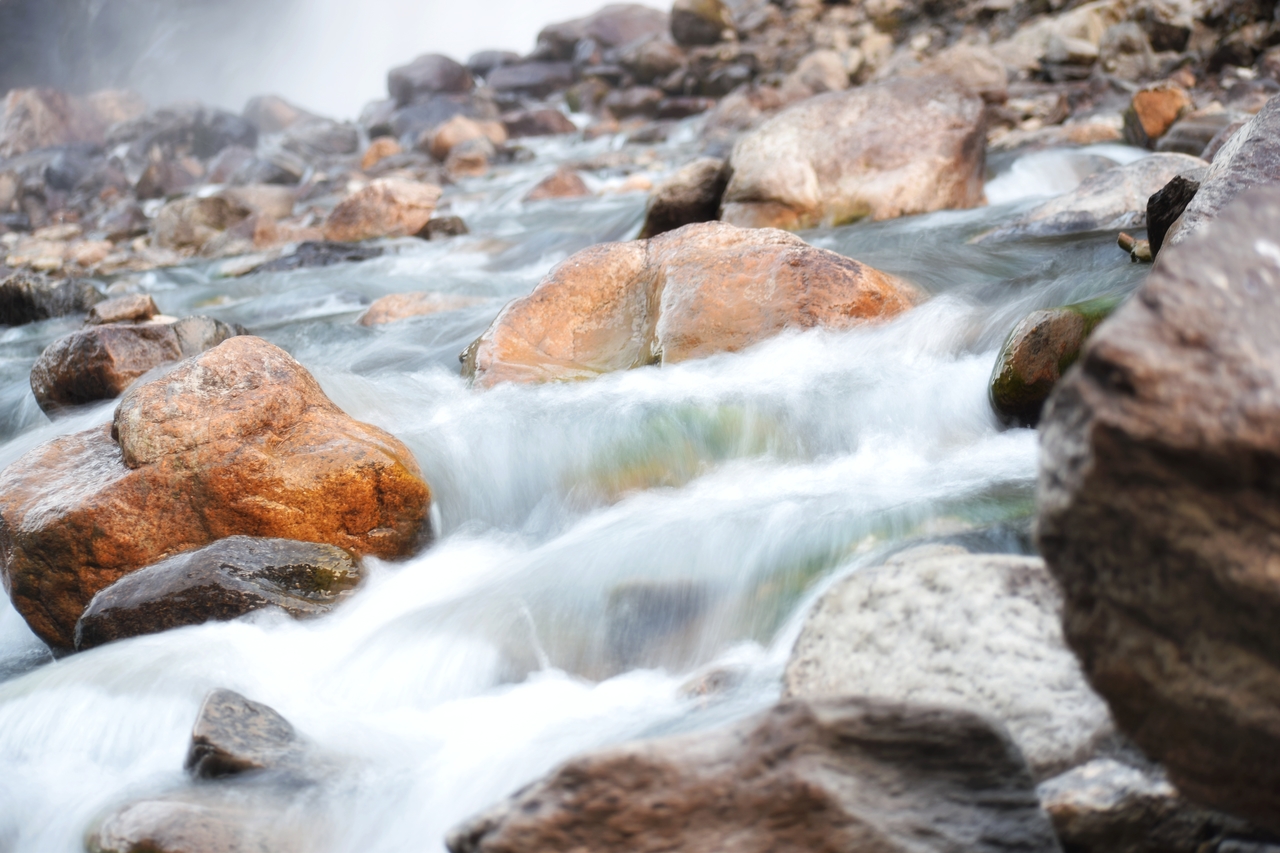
left=720, top=76, right=987, bottom=230
left=85, top=293, right=161, bottom=326
left=323, top=179, right=442, bottom=243
left=1, top=336, right=431, bottom=651
left=463, top=222, right=920, bottom=387
left=427, top=115, right=507, bottom=162
left=358, top=292, right=486, bottom=327
left=524, top=167, right=591, bottom=201
left=361, top=137, right=403, bottom=171
left=1124, top=82, right=1193, bottom=149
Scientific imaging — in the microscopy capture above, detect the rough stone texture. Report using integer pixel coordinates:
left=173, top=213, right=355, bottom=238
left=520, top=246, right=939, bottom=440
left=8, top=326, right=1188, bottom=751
left=784, top=549, right=1112, bottom=780
left=185, top=688, right=304, bottom=779
left=358, top=292, right=484, bottom=327
left=75, top=537, right=362, bottom=650
left=85, top=293, right=160, bottom=326
left=1146, top=171, right=1202, bottom=258
left=0, top=336, right=431, bottom=652
left=977, top=154, right=1206, bottom=243
left=388, top=54, right=474, bottom=107
left=323, top=179, right=442, bottom=243
left=0, top=271, right=103, bottom=325
left=1167, top=95, right=1280, bottom=247
left=29, top=317, right=239, bottom=414
left=524, top=167, right=590, bottom=201
left=1123, top=82, right=1192, bottom=149
left=1039, top=759, right=1274, bottom=853
left=721, top=76, right=986, bottom=230
left=463, top=222, right=920, bottom=387
left=639, top=157, right=728, bottom=238
left=671, top=0, right=730, bottom=46
left=447, top=698, right=1062, bottom=853
left=1036, top=186, right=1280, bottom=833
left=990, top=298, right=1118, bottom=428
left=152, top=196, right=252, bottom=254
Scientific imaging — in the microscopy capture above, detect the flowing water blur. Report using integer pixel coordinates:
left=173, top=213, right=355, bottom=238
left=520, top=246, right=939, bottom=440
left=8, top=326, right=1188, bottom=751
left=0, top=124, right=1150, bottom=851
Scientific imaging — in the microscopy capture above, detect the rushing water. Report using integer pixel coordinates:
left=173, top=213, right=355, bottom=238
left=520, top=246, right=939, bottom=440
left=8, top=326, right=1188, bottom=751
left=0, top=121, right=1150, bottom=851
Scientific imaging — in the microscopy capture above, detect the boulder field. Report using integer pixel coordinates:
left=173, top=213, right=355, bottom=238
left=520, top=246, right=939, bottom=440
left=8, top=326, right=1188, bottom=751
left=0, top=336, right=431, bottom=652
left=462, top=221, right=921, bottom=387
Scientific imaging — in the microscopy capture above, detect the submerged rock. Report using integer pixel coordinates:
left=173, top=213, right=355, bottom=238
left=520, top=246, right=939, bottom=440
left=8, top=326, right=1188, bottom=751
left=0, top=336, right=431, bottom=652
left=721, top=76, right=987, bottom=230
left=29, top=316, right=239, bottom=414
left=323, top=179, right=442, bottom=243
left=462, top=222, right=920, bottom=387
left=185, top=688, right=306, bottom=779
left=524, top=166, right=590, bottom=201
left=638, top=157, right=728, bottom=239
left=89, top=800, right=303, bottom=853
left=990, top=297, right=1119, bottom=427
left=447, top=698, right=1061, bottom=853
left=976, top=154, right=1206, bottom=243
left=785, top=548, right=1113, bottom=780
left=1166, top=95, right=1280, bottom=247
left=253, top=241, right=385, bottom=273
left=358, top=292, right=485, bottom=327
left=1037, top=186, right=1280, bottom=833
left=0, top=270, right=103, bottom=325
left=75, top=537, right=362, bottom=650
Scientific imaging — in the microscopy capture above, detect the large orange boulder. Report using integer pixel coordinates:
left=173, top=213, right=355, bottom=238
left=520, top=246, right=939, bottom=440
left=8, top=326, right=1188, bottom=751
left=462, top=222, right=920, bottom=387
left=0, top=336, right=431, bottom=652
left=720, top=76, right=987, bottom=230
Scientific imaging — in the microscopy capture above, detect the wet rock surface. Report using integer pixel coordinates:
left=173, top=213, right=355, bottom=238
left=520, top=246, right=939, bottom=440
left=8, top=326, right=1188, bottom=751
left=358, top=292, right=485, bottom=327
left=253, top=240, right=385, bottom=273
left=638, top=156, right=727, bottom=238
left=464, top=221, right=919, bottom=386
left=75, top=537, right=362, bottom=651
left=0, top=336, right=431, bottom=652
left=185, top=688, right=306, bottom=779
left=447, top=697, right=1061, bottom=853
left=1037, top=186, right=1280, bottom=833
left=721, top=76, right=986, bottom=230
left=0, top=270, right=103, bottom=325
left=785, top=547, right=1113, bottom=780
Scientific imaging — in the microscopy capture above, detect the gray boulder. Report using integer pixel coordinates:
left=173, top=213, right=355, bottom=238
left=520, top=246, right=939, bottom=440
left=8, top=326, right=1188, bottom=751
left=785, top=548, right=1113, bottom=780
left=0, top=270, right=103, bottom=325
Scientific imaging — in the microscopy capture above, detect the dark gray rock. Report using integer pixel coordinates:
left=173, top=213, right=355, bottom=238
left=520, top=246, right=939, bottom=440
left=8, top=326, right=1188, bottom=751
left=252, top=241, right=384, bottom=273
left=1156, top=110, right=1249, bottom=157
left=418, top=215, right=469, bottom=240
left=501, top=108, right=577, bottom=139
left=1146, top=170, right=1202, bottom=257
left=1037, top=186, right=1280, bottom=833
left=75, top=536, right=362, bottom=651
left=1167, top=95, right=1280, bottom=246
left=185, top=688, right=303, bottom=779
left=486, top=62, right=576, bottom=99
left=0, top=270, right=103, bottom=326
left=535, top=4, right=669, bottom=61
left=447, top=698, right=1063, bottom=853
left=388, top=54, right=474, bottom=107
left=605, top=580, right=706, bottom=670
left=467, top=50, right=521, bottom=79
left=278, top=117, right=360, bottom=159
left=639, top=156, right=727, bottom=238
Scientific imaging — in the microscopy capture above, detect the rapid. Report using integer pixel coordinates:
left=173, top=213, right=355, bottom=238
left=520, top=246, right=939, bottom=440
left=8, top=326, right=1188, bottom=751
left=0, top=122, right=1150, bottom=851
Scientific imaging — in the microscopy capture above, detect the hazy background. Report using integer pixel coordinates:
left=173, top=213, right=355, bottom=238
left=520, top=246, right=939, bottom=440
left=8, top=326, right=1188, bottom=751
left=0, top=0, right=667, bottom=119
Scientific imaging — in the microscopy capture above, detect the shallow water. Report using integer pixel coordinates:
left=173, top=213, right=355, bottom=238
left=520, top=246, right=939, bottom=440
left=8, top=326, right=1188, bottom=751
left=0, top=122, right=1151, bottom=852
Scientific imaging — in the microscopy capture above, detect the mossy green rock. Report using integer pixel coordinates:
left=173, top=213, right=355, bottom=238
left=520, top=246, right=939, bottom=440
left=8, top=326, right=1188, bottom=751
left=990, top=295, right=1120, bottom=427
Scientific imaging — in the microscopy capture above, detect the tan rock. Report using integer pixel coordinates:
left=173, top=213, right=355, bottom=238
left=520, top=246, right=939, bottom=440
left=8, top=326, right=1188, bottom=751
left=0, top=88, right=143, bottom=158
left=323, top=179, right=442, bottom=243
left=152, top=197, right=253, bottom=254
left=1, top=336, right=431, bottom=651
left=85, top=293, right=160, bottom=325
left=792, top=49, right=850, bottom=95
left=358, top=292, right=486, bottom=327
left=525, top=167, right=591, bottom=201
left=463, top=222, right=920, bottom=387
left=218, top=185, right=296, bottom=221
left=427, top=115, right=507, bottom=162
left=915, top=43, right=1009, bottom=104
left=69, top=240, right=115, bottom=269
left=721, top=76, right=986, bottom=230
left=361, top=136, right=403, bottom=171
left=1124, top=82, right=1193, bottom=148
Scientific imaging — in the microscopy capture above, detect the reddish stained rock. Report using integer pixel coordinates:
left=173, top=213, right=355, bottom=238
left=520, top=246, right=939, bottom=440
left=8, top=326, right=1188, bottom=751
left=358, top=292, right=486, bottom=326
left=1, top=336, right=431, bottom=651
left=463, top=222, right=920, bottom=387
left=524, top=167, right=591, bottom=201
left=323, top=179, right=442, bottom=243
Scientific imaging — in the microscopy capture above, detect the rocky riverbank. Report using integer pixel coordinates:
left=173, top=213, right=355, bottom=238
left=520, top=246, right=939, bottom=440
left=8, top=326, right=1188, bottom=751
left=4, top=0, right=1280, bottom=851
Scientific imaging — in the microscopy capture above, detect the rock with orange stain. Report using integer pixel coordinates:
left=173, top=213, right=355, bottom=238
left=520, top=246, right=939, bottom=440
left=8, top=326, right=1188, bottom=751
left=323, top=178, right=442, bottom=243
left=358, top=292, right=487, bottom=327
left=428, top=115, right=507, bottom=162
left=720, top=76, right=987, bottom=230
left=0, top=336, right=432, bottom=651
left=524, top=167, right=590, bottom=201
left=361, top=136, right=403, bottom=171
left=1124, top=82, right=1193, bottom=149
left=462, top=222, right=921, bottom=387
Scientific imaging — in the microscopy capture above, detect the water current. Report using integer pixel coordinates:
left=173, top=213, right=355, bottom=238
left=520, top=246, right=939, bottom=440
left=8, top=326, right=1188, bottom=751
left=0, top=120, right=1151, bottom=851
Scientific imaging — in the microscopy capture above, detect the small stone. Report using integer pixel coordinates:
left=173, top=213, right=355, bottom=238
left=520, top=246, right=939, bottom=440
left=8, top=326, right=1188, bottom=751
left=361, top=136, right=402, bottom=171
left=85, top=293, right=160, bottom=325
left=639, top=157, right=728, bottom=238
left=1147, top=172, right=1201, bottom=258
left=524, top=167, right=590, bottom=202
left=1124, top=82, right=1193, bottom=149
left=186, top=688, right=301, bottom=779
left=358, top=292, right=485, bottom=327
left=418, top=215, right=469, bottom=240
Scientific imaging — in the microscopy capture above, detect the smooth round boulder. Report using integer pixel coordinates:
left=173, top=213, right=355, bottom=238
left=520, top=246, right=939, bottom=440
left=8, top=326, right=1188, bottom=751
left=75, top=536, right=363, bottom=651
left=462, top=222, right=920, bottom=387
left=0, top=336, right=431, bottom=652
left=721, top=76, right=987, bottom=230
